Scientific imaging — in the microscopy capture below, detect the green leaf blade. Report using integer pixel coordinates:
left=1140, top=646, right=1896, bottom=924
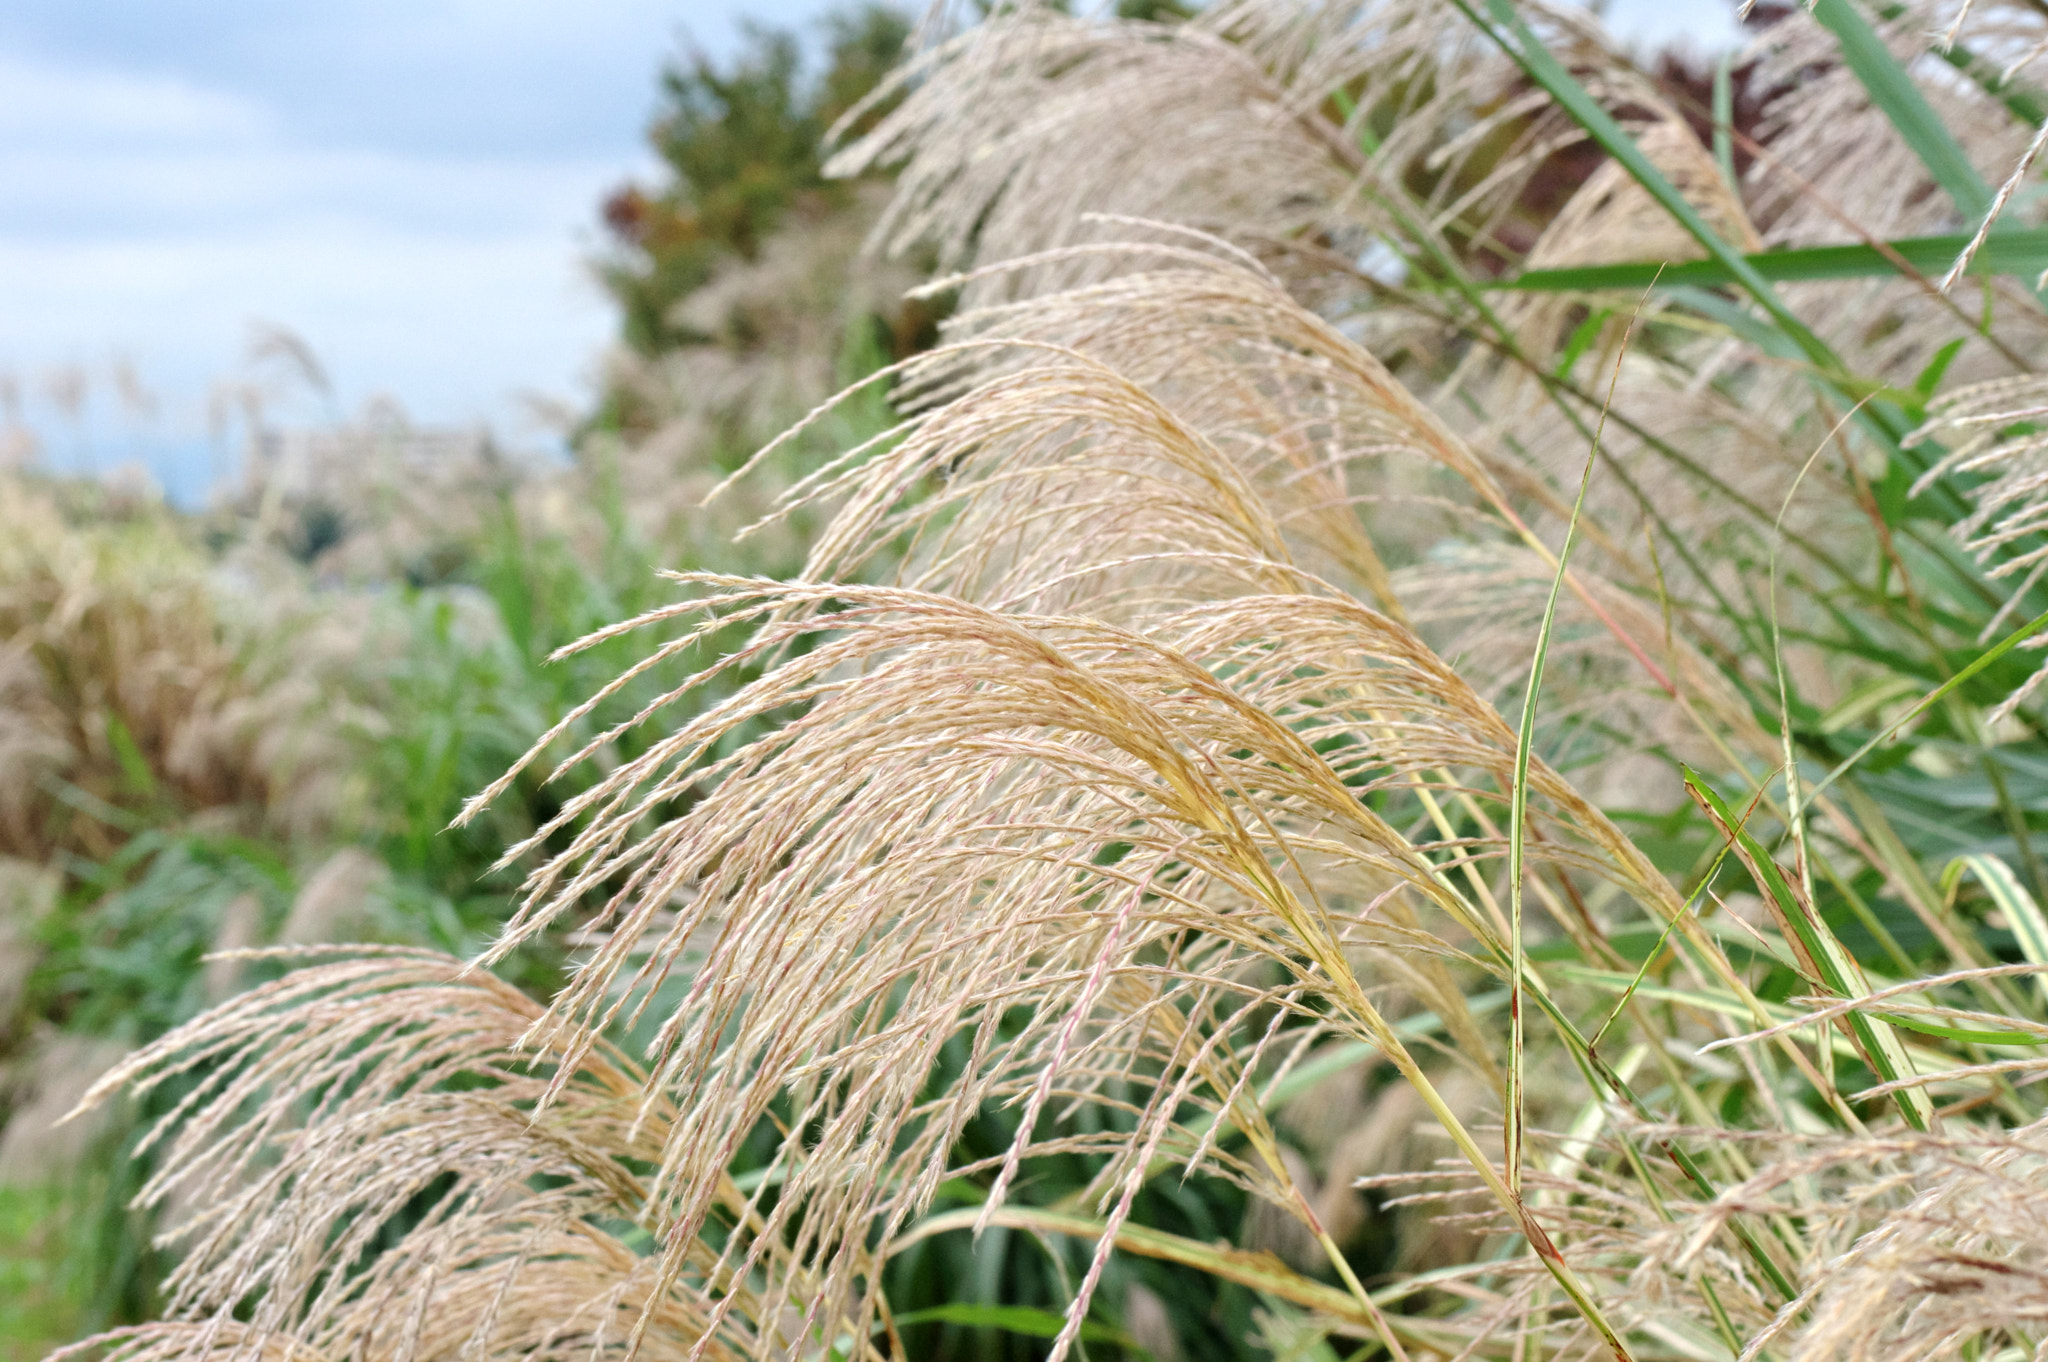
left=1684, top=768, right=1935, bottom=1129
left=1494, top=229, right=2048, bottom=293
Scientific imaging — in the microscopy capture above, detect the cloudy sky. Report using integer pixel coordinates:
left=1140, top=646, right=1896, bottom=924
left=0, top=0, right=1738, bottom=500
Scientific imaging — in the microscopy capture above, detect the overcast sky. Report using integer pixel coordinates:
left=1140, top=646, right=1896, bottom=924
left=0, top=0, right=1740, bottom=500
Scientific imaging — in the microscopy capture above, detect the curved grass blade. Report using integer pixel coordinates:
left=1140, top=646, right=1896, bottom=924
left=1945, top=852, right=2048, bottom=1007
left=1505, top=281, right=1651, bottom=1193
left=1872, top=1011, right=2048, bottom=1045
left=893, top=1207, right=1441, bottom=1353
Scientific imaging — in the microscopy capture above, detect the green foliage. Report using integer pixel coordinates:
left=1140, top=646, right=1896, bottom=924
left=0, top=1187, right=76, bottom=1362
left=599, top=5, right=912, bottom=357
left=1502, top=226, right=2048, bottom=291
left=35, top=832, right=290, bottom=1040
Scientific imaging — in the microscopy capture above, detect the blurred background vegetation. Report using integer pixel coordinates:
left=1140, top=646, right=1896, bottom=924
left=0, top=8, right=922, bottom=1353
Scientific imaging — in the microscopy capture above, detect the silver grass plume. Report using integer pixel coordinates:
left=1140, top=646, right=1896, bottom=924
left=822, top=0, right=1931, bottom=764
left=1908, top=375, right=2048, bottom=719
left=53, top=947, right=834, bottom=1362
left=62, top=229, right=1709, bottom=1362
left=1740, top=0, right=2048, bottom=406
left=827, top=0, right=1604, bottom=308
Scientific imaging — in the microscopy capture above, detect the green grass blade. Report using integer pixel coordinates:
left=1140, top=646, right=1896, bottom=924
left=1807, top=604, right=2048, bottom=807
left=893, top=1207, right=1412, bottom=1343
left=1809, top=0, right=1993, bottom=219
left=1872, top=1012, right=2047, bottom=1045
left=1587, top=839, right=1739, bottom=1052
left=1712, top=52, right=1737, bottom=197
left=1495, top=228, right=2048, bottom=292
left=1504, top=282, right=1641, bottom=1193
left=889, top=1305, right=1130, bottom=1345
left=1685, top=769, right=1934, bottom=1129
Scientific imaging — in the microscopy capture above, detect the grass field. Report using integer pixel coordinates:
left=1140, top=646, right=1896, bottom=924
left=17, top=1, right=2048, bottom=1359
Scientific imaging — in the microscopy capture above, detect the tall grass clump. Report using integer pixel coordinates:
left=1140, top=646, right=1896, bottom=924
left=51, top=0, right=2048, bottom=1359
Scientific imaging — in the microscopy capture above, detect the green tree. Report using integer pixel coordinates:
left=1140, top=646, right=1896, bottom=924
left=598, top=6, right=913, bottom=358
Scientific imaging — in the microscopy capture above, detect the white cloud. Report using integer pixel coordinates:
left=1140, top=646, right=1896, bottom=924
left=1, top=145, right=632, bottom=237
left=0, top=223, right=614, bottom=427
left=0, top=44, right=638, bottom=488
left=1591, top=0, right=1743, bottom=56
left=0, top=52, right=272, bottom=149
